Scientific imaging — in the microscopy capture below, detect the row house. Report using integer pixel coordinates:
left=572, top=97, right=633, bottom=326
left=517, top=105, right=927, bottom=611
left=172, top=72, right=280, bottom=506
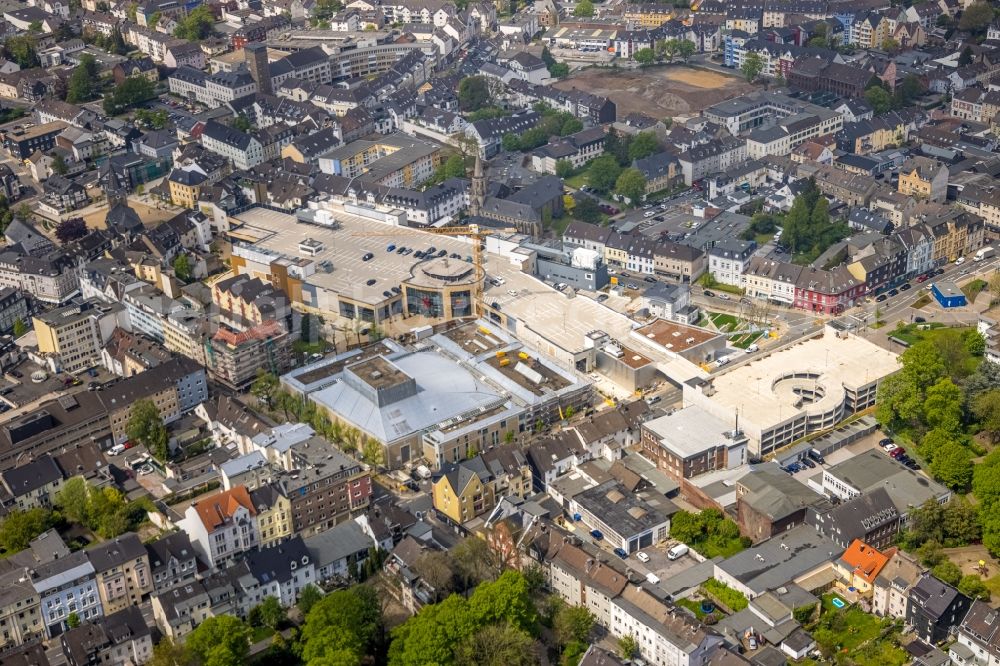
left=676, top=136, right=747, bottom=185
left=835, top=110, right=915, bottom=155
left=178, top=485, right=260, bottom=569
left=793, top=265, right=866, bottom=314
left=897, top=156, right=948, bottom=202
left=86, top=534, right=152, bottom=616
left=742, top=257, right=802, bottom=306
left=505, top=80, right=616, bottom=124
left=530, top=127, right=606, bottom=175
left=915, top=203, right=986, bottom=264
left=951, top=86, right=1000, bottom=124
left=745, top=108, right=843, bottom=158
left=956, top=183, right=1000, bottom=238
left=812, top=165, right=879, bottom=206
left=788, top=57, right=870, bottom=98
left=952, top=599, right=1000, bottom=666
left=846, top=235, right=907, bottom=294
left=872, top=549, right=923, bottom=620
left=431, top=446, right=532, bottom=525
left=168, top=67, right=257, bottom=109
left=60, top=606, right=152, bottom=666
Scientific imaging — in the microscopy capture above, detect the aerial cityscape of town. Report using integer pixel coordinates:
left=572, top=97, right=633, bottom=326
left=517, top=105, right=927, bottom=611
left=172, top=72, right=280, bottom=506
left=4, top=0, right=1000, bottom=664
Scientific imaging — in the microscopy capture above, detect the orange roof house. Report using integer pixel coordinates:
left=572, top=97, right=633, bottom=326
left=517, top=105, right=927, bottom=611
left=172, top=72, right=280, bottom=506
left=838, top=539, right=890, bottom=590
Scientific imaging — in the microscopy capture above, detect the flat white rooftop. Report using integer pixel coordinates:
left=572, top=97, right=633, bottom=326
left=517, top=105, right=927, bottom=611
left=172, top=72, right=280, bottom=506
left=703, top=329, right=899, bottom=425
left=229, top=207, right=474, bottom=306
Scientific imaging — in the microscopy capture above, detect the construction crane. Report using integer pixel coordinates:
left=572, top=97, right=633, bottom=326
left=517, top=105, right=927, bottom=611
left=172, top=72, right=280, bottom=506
left=354, top=224, right=518, bottom=314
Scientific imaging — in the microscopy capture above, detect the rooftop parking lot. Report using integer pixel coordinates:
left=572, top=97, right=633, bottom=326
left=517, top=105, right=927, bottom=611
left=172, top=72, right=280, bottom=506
left=229, top=207, right=476, bottom=308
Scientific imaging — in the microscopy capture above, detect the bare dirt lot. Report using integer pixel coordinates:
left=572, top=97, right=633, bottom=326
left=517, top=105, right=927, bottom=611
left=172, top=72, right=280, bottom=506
left=552, top=65, right=759, bottom=118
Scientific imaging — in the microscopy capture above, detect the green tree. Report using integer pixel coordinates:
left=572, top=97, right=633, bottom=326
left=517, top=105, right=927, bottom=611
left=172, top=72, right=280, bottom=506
left=173, top=5, right=215, bottom=40
left=502, top=133, right=522, bottom=152
left=628, top=131, right=660, bottom=161
left=901, top=340, right=947, bottom=391
left=555, top=159, right=574, bottom=178
left=560, top=116, right=583, bottom=136
left=52, top=154, right=70, bottom=177
left=135, top=109, right=170, bottom=129
left=67, top=53, right=100, bottom=103
left=12, top=317, right=26, bottom=337
left=297, top=584, right=323, bottom=616
left=362, top=437, right=384, bottom=469
left=618, top=634, right=638, bottom=660
left=185, top=615, right=252, bottom=666
left=741, top=52, right=764, bottom=82
left=5, top=35, right=39, bottom=68
left=148, top=11, right=161, bottom=28
left=959, top=45, right=975, bottom=66
left=634, top=48, right=655, bottom=65
left=126, top=398, right=169, bottom=460
left=553, top=604, right=594, bottom=647
left=572, top=195, right=602, bottom=224
left=0, top=508, right=53, bottom=553
left=455, top=622, right=536, bottom=666
left=864, top=86, right=892, bottom=115
left=149, top=637, right=187, bottom=666
left=302, top=586, right=382, bottom=665
left=172, top=253, right=192, bottom=282
left=103, top=76, right=156, bottom=115
left=932, top=559, right=962, bottom=586
left=232, top=115, right=252, bottom=132
left=251, top=371, right=279, bottom=408
left=573, top=0, right=594, bottom=17
left=959, top=574, right=991, bottom=600
left=959, top=2, right=994, bottom=33
left=677, top=39, right=697, bottom=62
left=66, top=612, right=80, bottom=628
left=248, top=596, right=285, bottom=630
left=458, top=76, right=490, bottom=112
left=930, top=441, right=973, bottom=491
left=924, top=377, right=964, bottom=433
left=442, top=154, right=466, bottom=179
left=614, top=168, right=647, bottom=204
left=549, top=62, right=569, bottom=78
left=975, top=389, right=1000, bottom=443
left=55, top=476, right=90, bottom=525
left=587, top=154, right=622, bottom=193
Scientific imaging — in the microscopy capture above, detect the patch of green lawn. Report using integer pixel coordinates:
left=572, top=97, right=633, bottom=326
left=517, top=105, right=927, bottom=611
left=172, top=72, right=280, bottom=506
left=708, top=312, right=740, bottom=332
left=890, top=322, right=962, bottom=347
left=963, top=278, right=987, bottom=302
left=564, top=173, right=587, bottom=190
left=730, top=331, right=763, bottom=349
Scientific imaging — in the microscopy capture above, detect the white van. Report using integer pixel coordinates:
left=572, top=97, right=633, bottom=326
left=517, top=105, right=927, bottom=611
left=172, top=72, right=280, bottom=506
left=645, top=572, right=661, bottom=585
left=108, top=443, right=126, bottom=456
left=716, top=355, right=729, bottom=366
left=667, top=544, right=690, bottom=560
left=745, top=344, right=759, bottom=354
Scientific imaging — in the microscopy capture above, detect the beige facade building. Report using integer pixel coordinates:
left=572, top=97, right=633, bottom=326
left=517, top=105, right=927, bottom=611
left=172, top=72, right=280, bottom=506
left=88, top=534, right=153, bottom=615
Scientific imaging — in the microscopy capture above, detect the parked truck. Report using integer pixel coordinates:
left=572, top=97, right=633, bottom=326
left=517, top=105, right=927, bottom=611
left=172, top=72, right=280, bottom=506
left=976, top=247, right=995, bottom=261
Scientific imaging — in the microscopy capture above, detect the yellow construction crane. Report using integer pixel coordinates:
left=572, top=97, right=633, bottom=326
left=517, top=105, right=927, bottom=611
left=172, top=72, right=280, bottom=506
left=353, top=224, right=518, bottom=314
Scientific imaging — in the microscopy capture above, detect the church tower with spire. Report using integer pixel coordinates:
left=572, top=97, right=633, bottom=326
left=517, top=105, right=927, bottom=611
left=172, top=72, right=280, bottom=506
left=469, top=153, right=486, bottom=217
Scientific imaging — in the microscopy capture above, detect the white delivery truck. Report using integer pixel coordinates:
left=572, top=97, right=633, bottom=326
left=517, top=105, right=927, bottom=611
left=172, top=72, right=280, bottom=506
left=975, top=247, right=995, bottom=261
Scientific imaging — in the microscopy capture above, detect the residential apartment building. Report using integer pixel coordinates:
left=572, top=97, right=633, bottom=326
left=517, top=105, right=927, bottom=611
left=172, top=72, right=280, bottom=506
left=676, top=136, right=747, bottom=185
left=0, top=567, right=43, bottom=648
left=432, top=446, right=532, bottom=525
left=87, top=533, right=152, bottom=615
left=898, top=156, right=948, bottom=202
left=103, top=356, right=208, bottom=445
left=907, top=574, right=970, bottom=645
left=28, top=532, right=103, bottom=637
left=952, top=599, right=1000, bottom=666
left=60, top=606, right=152, bottom=666
left=281, top=439, right=372, bottom=537
left=531, top=127, right=606, bottom=175
left=201, top=120, right=264, bottom=171
left=205, top=320, right=292, bottom=391
left=0, top=455, right=64, bottom=511
left=872, top=549, right=923, bottom=620
left=146, top=531, right=199, bottom=594
left=178, top=485, right=260, bottom=569
left=250, top=483, right=293, bottom=547
left=33, top=301, right=126, bottom=374
left=707, top=239, right=756, bottom=286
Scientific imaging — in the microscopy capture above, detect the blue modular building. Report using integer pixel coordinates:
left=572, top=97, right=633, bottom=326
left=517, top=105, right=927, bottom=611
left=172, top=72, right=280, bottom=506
left=931, top=280, right=966, bottom=308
